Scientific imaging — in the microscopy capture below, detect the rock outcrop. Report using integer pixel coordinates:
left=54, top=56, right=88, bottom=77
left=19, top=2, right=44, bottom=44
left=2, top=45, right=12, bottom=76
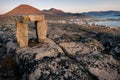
left=0, top=22, right=120, bottom=80
left=14, top=38, right=120, bottom=80
left=16, top=38, right=64, bottom=62
left=59, top=41, right=120, bottom=80
left=15, top=38, right=99, bottom=80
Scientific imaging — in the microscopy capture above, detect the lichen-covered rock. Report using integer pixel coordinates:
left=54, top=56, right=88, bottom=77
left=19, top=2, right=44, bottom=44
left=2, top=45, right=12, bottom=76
left=59, top=42, right=99, bottom=56
left=16, top=38, right=64, bottom=62
left=6, top=41, right=18, bottom=55
left=89, top=67, right=118, bottom=80
left=15, top=39, right=100, bottom=80
left=103, top=40, right=120, bottom=60
left=27, top=56, right=97, bottom=80
left=0, top=22, right=120, bottom=80
left=59, top=41, right=120, bottom=80
left=15, top=38, right=65, bottom=79
left=84, top=38, right=104, bottom=51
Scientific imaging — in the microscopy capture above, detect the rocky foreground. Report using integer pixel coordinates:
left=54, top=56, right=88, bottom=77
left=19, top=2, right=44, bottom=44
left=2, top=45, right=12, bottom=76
left=0, top=23, right=120, bottom=80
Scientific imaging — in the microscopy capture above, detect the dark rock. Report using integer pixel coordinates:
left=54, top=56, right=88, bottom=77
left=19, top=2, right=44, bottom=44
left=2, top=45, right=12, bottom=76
left=0, top=47, right=6, bottom=61
left=0, top=43, right=2, bottom=48
left=0, top=56, right=17, bottom=80
left=6, top=41, right=18, bottom=55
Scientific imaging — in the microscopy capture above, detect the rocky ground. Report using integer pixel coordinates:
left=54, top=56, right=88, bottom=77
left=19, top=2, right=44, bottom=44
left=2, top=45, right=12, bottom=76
left=0, top=23, right=120, bottom=80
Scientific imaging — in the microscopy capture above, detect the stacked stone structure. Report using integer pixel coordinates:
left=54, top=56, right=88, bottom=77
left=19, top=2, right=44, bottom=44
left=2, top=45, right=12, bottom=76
left=13, top=15, right=47, bottom=47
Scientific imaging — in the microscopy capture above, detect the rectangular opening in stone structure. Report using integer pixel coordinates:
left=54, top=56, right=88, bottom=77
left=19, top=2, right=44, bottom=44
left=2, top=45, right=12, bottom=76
left=28, top=21, right=39, bottom=47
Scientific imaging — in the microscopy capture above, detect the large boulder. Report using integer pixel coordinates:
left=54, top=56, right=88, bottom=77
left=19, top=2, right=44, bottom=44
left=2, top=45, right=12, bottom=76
left=16, top=38, right=64, bottom=63
left=59, top=42, right=92, bottom=56
left=59, top=41, right=120, bottom=80
left=15, top=38, right=99, bottom=80
left=16, top=38, right=65, bottom=79
left=59, top=39, right=104, bottom=57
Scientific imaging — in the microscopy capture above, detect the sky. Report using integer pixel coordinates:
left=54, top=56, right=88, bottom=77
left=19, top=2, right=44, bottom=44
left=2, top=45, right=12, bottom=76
left=0, top=0, right=120, bottom=14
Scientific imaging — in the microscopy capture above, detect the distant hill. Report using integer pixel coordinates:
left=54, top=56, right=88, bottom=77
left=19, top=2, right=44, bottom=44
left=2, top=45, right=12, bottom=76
left=43, top=8, right=88, bottom=20
left=2, top=4, right=43, bottom=17
left=43, top=8, right=65, bottom=15
left=0, top=4, right=43, bottom=22
left=82, top=11, right=120, bottom=18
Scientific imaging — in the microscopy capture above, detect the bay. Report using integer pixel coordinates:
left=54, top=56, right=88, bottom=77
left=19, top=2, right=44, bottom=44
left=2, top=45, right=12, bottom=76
left=89, top=21, right=120, bottom=27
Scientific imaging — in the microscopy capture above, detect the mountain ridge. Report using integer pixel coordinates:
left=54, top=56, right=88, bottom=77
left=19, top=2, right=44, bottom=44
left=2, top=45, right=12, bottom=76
left=43, top=8, right=65, bottom=15
left=0, top=4, right=87, bottom=21
left=82, top=10, right=120, bottom=17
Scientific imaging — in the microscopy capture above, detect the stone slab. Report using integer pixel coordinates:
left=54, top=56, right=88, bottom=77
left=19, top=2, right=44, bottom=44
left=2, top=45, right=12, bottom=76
left=37, top=20, right=47, bottom=42
left=16, top=23, right=28, bottom=47
left=29, top=15, right=44, bottom=22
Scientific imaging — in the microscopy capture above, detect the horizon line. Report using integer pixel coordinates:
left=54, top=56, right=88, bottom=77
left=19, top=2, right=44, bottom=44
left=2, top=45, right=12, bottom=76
left=0, top=4, right=120, bottom=15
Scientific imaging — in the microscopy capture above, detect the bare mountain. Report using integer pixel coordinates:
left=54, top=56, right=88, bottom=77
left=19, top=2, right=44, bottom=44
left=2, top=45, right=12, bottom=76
left=43, top=8, right=88, bottom=20
left=0, top=4, right=43, bottom=22
left=2, top=4, right=43, bottom=17
left=43, top=8, right=65, bottom=15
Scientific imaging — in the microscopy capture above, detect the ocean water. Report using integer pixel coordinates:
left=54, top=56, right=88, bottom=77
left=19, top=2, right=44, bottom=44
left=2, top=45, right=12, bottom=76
left=88, top=15, right=120, bottom=27
left=93, top=15, right=120, bottom=19
left=89, top=21, right=120, bottom=27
